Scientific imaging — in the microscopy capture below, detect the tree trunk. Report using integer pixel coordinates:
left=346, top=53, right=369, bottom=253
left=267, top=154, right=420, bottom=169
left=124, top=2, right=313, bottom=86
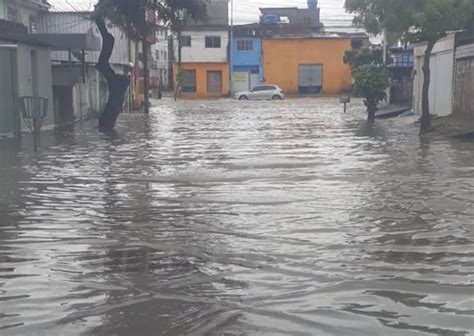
left=95, top=16, right=129, bottom=131
left=142, top=38, right=150, bottom=114
left=367, top=100, right=377, bottom=120
left=420, top=40, right=436, bottom=134
left=174, top=31, right=182, bottom=101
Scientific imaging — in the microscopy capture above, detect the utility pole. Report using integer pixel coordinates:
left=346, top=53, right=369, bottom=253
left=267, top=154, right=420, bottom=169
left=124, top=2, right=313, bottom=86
left=142, top=7, right=151, bottom=114
left=174, top=9, right=185, bottom=101
left=142, top=38, right=150, bottom=114
left=229, top=0, right=234, bottom=96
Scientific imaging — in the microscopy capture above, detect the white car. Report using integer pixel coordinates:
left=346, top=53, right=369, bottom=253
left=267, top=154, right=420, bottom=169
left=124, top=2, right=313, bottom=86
left=234, top=85, right=285, bottom=101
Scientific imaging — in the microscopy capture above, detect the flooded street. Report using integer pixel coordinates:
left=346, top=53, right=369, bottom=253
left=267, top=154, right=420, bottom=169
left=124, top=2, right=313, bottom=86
left=1, top=98, right=473, bottom=335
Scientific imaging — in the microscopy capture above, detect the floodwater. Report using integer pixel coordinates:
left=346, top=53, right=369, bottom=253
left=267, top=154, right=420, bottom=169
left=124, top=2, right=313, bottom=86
left=0, top=98, right=473, bottom=336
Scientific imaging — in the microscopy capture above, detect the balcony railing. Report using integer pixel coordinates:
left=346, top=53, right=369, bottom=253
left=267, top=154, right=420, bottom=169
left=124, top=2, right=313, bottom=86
left=0, top=19, right=28, bottom=35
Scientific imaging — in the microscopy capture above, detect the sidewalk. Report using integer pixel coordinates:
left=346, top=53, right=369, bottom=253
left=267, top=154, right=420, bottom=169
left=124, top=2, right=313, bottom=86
left=375, top=104, right=412, bottom=119
left=431, top=115, right=474, bottom=139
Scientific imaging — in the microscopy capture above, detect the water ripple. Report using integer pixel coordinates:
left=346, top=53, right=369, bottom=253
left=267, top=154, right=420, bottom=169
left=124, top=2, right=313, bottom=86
left=0, top=98, right=473, bottom=335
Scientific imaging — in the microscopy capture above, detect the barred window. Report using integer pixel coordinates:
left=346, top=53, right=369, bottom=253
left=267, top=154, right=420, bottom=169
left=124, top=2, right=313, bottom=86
left=237, top=40, right=253, bottom=51
left=181, top=35, right=191, bottom=47
left=205, top=36, right=221, bottom=48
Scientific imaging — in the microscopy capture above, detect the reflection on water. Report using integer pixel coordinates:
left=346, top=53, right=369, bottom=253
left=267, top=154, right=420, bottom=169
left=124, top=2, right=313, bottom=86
left=1, top=98, right=473, bottom=336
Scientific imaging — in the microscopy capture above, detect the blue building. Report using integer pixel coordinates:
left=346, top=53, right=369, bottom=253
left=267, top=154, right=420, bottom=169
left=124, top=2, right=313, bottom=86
left=388, top=43, right=414, bottom=106
left=231, top=24, right=263, bottom=93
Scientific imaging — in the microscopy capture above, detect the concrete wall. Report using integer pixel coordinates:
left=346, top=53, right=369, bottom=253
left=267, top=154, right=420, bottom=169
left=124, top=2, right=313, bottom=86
left=0, top=0, right=7, bottom=20
left=52, top=64, right=104, bottom=122
left=413, top=33, right=455, bottom=117
left=262, top=38, right=352, bottom=94
left=16, top=43, right=54, bottom=131
left=178, top=30, right=228, bottom=63
left=173, top=62, right=229, bottom=98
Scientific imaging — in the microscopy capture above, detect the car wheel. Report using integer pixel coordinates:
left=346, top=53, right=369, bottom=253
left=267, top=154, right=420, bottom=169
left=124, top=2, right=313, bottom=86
left=239, top=95, right=248, bottom=100
left=272, top=95, right=282, bottom=100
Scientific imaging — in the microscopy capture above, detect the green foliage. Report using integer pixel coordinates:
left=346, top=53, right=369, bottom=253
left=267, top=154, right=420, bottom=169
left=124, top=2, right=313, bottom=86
left=157, top=0, right=207, bottom=33
left=343, top=47, right=383, bottom=67
left=345, top=0, right=474, bottom=43
left=352, top=64, right=390, bottom=118
left=94, top=0, right=206, bottom=40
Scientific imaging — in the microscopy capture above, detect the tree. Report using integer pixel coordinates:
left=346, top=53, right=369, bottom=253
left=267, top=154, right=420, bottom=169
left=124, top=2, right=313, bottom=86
left=343, top=47, right=383, bottom=67
left=92, top=0, right=205, bottom=131
left=353, top=64, right=390, bottom=120
left=157, top=1, right=206, bottom=100
left=345, top=0, right=474, bottom=133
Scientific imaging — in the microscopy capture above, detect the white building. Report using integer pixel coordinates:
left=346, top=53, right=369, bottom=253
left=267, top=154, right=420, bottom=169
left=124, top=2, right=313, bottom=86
left=0, top=0, right=54, bottom=138
left=36, top=11, right=137, bottom=123
left=172, top=0, right=229, bottom=98
left=413, top=33, right=456, bottom=117
left=177, top=30, right=229, bottom=63
left=150, top=25, right=170, bottom=90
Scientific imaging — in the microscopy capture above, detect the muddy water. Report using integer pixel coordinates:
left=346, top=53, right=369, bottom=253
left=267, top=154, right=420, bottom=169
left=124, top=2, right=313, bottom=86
left=0, top=99, right=473, bottom=336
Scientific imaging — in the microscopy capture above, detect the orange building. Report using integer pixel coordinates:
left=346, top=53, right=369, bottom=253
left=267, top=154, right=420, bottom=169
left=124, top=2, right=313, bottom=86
left=262, top=37, right=352, bottom=94
left=173, top=62, right=229, bottom=99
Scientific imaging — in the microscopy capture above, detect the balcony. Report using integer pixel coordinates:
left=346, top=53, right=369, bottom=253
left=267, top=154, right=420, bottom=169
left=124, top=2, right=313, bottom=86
left=0, top=19, right=28, bottom=35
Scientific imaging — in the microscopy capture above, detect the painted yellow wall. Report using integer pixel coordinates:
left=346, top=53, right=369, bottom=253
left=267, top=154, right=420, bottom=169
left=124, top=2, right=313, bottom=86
left=173, top=63, right=229, bottom=98
left=262, top=38, right=352, bottom=94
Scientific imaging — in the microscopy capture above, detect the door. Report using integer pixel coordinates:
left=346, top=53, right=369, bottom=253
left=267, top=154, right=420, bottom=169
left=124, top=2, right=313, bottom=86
left=0, top=48, right=18, bottom=137
left=207, top=71, right=222, bottom=93
left=250, top=72, right=259, bottom=90
left=53, top=86, right=74, bottom=126
left=298, top=64, right=323, bottom=93
left=454, top=57, right=474, bottom=118
left=432, top=52, right=454, bottom=116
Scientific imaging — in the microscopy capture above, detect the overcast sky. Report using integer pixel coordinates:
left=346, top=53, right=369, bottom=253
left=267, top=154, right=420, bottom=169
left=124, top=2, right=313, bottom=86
left=50, top=0, right=355, bottom=29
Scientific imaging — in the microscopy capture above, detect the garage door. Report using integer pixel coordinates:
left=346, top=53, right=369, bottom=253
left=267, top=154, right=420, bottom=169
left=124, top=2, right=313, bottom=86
left=298, top=64, right=323, bottom=94
left=429, top=52, right=453, bottom=116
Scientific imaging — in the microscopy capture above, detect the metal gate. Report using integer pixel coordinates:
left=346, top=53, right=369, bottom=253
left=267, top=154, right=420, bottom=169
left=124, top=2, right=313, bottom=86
left=207, top=71, right=222, bottom=93
left=250, top=71, right=259, bottom=90
left=0, top=47, right=18, bottom=137
left=232, top=71, right=248, bottom=93
left=429, top=51, right=454, bottom=116
left=390, top=69, right=413, bottom=106
left=454, top=56, right=474, bottom=118
left=298, top=64, right=323, bottom=94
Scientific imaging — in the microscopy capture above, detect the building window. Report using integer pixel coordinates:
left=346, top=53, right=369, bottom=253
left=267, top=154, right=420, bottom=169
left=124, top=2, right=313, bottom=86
left=205, top=36, right=221, bottom=48
left=237, top=40, right=253, bottom=51
left=155, top=50, right=160, bottom=60
left=182, top=70, right=196, bottom=92
left=164, top=51, right=167, bottom=60
left=181, top=35, right=191, bottom=47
